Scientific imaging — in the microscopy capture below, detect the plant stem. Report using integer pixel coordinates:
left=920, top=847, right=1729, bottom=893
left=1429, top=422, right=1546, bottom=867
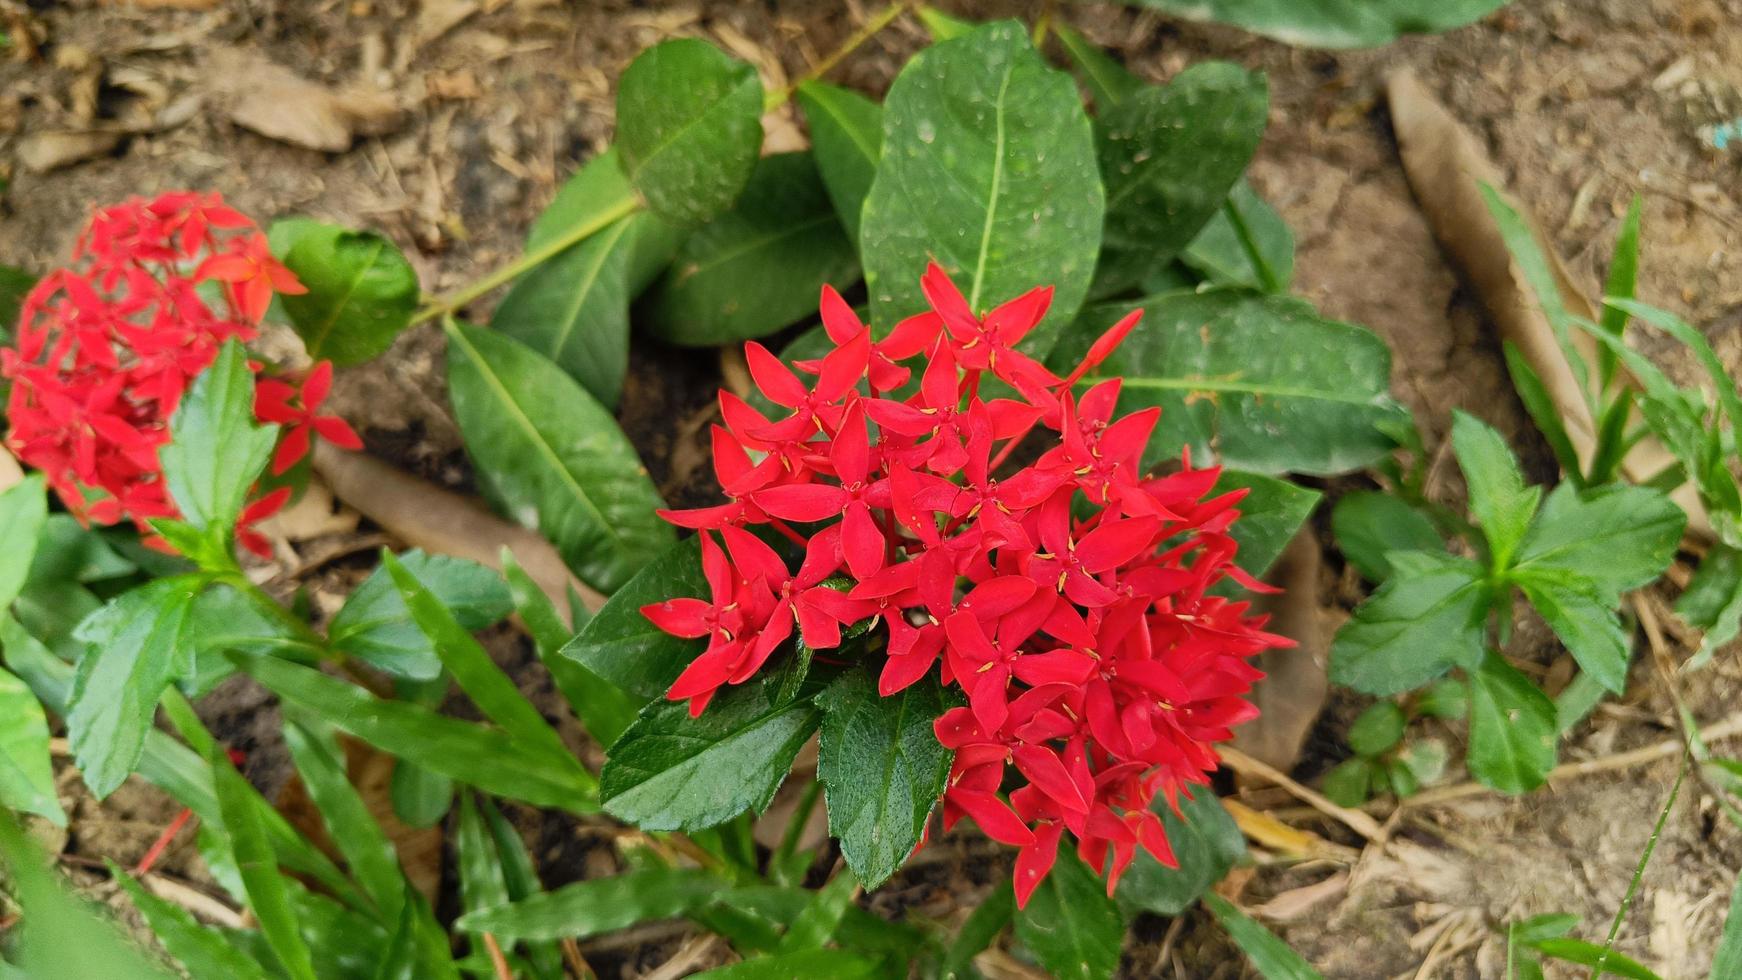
left=766, top=1, right=913, bottom=109
left=1590, top=751, right=1687, bottom=979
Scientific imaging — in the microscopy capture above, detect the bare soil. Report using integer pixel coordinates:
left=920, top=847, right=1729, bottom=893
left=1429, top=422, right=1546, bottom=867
left=4, top=0, right=1741, bottom=976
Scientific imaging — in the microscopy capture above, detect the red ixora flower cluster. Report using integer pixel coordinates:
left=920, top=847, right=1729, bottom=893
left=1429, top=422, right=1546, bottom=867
left=3, top=192, right=362, bottom=557
left=642, top=263, right=1290, bottom=906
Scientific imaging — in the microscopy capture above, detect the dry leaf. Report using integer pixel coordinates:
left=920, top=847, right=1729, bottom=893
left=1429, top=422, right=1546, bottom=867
left=309, top=440, right=603, bottom=620
left=254, top=477, right=360, bottom=543
left=1221, top=798, right=1356, bottom=861
left=1250, top=872, right=1349, bottom=923
left=1386, top=70, right=1708, bottom=537
left=0, top=448, right=21, bottom=492
left=16, top=130, right=123, bottom=173
left=210, top=47, right=403, bottom=153
left=1231, top=529, right=1328, bottom=772
left=416, top=0, right=480, bottom=48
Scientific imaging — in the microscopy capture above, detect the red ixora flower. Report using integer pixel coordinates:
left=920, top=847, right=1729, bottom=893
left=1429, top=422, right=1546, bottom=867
left=642, top=262, right=1291, bottom=907
left=3, top=191, right=356, bottom=558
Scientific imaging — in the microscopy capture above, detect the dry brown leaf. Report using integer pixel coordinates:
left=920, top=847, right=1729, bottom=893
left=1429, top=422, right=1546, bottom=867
left=416, top=0, right=480, bottom=49
left=16, top=130, right=124, bottom=173
left=1386, top=70, right=1708, bottom=538
left=210, top=47, right=403, bottom=153
left=309, top=440, right=603, bottom=620
left=1231, top=529, right=1327, bottom=772
left=0, top=448, right=21, bottom=492
left=1249, top=872, right=1349, bottom=923
left=1222, top=798, right=1357, bottom=861
left=253, top=476, right=361, bottom=543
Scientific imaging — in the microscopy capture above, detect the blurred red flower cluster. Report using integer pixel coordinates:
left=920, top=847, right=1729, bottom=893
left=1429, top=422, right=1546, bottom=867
left=2, top=192, right=360, bottom=556
left=642, top=264, right=1289, bottom=905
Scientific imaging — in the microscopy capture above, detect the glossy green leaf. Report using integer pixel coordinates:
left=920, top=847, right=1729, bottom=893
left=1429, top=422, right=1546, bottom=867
left=1714, top=870, right=1742, bottom=978
left=502, top=548, right=636, bottom=746
left=113, top=868, right=272, bottom=980
left=373, top=884, right=461, bottom=980
left=457, top=868, right=727, bottom=941
left=27, top=514, right=138, bottom=585
left=616, top=39, right=764, bottom=226
left=1513, top=483, right=1684, bottom=602
left=68, top=575, right=206, bottom=799
left=445, top=320, right=671, bottom=593
left=775, top=867, right=859, bottom=953
left=390, top=756, right=453, bottom=829
left=328, top=550, right=510, bottom=680
left=456, top=791, right=511, bottom=920
left=0, top=264, right=34, bottom=341
left=815, top=668, right=952, bottom=888
left=1013, top=848, right=1123, bottom=980
left=233, top=653, right=595, bottom=813
left=796, top=82, right=882, bottom=245
left=1115, top=790, right=1245, bottom=917
left=1512, top=565, right=1629, bottom=693
left=282, top=718, right=405, bottom=921
left=211, top=742, right=318, bottom=980
left=1055, top=24, right=1142, bottom=109
left=159, top=341, right=278, bottom=557
left=1347, top=702, right=1406, bottom=756
left=1503, top=341, right=1584, bottom=482
left=1531, top=938, right=1662, bottom=980
left=0, top=810, right=173, bottom=980
left=1218, top=470, right=1320, bottom=577
left=1094, top=62, right=1268, bottom=295
left=0, top=475, right=46, bottom=613
left=563, top=536, right=705, bottom=701
left=1121, top=0, right=1505, bottom=48
left=1183, top=181, right=1295, bottom=294
left=0, top=664, right=63, bottom=824
left=271, top=219, right=419, bottom=366
left=1204, top=892, right=1323, bottom=979
left=862, top=20, right=1102, bottom=352
left=1676, top=544, right=1742, bottom=666
left=602, top=675, right=820, bottom=831
left=646, top=152, right=860, bottom=346
left=1416, top=678, right=1468, bottom=720
left=383, top=551, right=583, bottom=776
left=178, top=583, right=312, bottom=698
left=477, top=796, right=567, bottom=979
left=1330, top=552, right=1487, bottom=694
left=915, top=5, right=976, bottom=40
left=1051, top=290, right=1406, bottom=475
left=1330, top=491, right=1441, bottom=582
left=1321, top=758, right=1372, bottom=807
left=1450, top=411, right=1539, bottom=569
left=1466, top=652, right=1557, bottom=794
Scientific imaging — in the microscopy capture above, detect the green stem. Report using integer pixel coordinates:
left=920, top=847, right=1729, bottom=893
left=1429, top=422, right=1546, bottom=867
left=1590, top=752, right=1688, bottom=979
left=766, top=1, right=913, bottom=110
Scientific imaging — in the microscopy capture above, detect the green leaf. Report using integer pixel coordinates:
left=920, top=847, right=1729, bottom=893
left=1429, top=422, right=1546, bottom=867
left=1115, top=790, right=1245, bottom=917
left=776, top=867, right=859, bottom=953
left=796, top=82, right=882, bottom=245
left=382, top=551, right=584, bottom=778
left=373, top=884, right=462, bottom=980
left=1713, top=869, right=1742, bottom=978
left=616, top=38, right=764, bottom=226
left=645, top=152, right=860, bottom=346
left=456, top=791, right=511, bottom=920
left=1094, top=62, right=1268, bottom=295
left=0, top=810, right=174, bottom=980
left=1321, top=758, right=1372, bottom=807
left=1530, top=938, right=1663, bottom=980
left=915, top=5, right=976, bottom=40
left=1218, top=470, right=1320, bottom=577
left=1595, top=196, right=1643, bottom=386
left=233, top=653, right=595, bottom=813
left=1466, top=652, right=1557, bottom=794
left=1183, top=181, right=1295, bottom=294
left=1013, top=848, right=1123, bottom=980
left=68, top=575, right=205, bottom=799
left=1414, top=678, right=1467, bottom=720
left=815, top=668, right=952, bottom=889
left=1051, top=290, right=1407, bottom=475
left=179, top=583, right=311, bottom=698
left=272, top=220, right=419, bottom=366
left=1330, top=491, right=1441, bottom=582
left=113, top=868, right=273, bottom=980
left=692, top=950, right=884, bottom=980
left=158, top=341, right=278, bottom=555
left=1512, top=565, right=1630, bottom=694
left=862, top=20, right=1103, bottom=352
left=390, top=755, right=453, bottom=829
left=0, top=264, right=35, bottom=342
left=1055, top=24, right=1142, bottom=109
left=1396, top=739, right=1448, bottom=789
left=502, top=548, right=637, bottom=747
left=328, top=550, right=511, bottom=680
left=478, top=796, right=568, bottom=979
left=282, top=719, right=406, bottom=921
left=602, top=675, right=820, bottom=831
left=1676, top=544, right=1742, bottom=667
left=444, top=320, right=671, bottom=593
left=563, top=536, right=706, bottom=701
left=493, top=214, right=644, bottom=409
left=456, top=868, right=728, bottom=941
left=1122, top=0, right=1505, bottom=48
left=0, top=663, right=64, bottom=824
left=1503, top=341, right=1584, bottom=482
left=1513, top=483, right=1684, bottom=601
left=1347, top=702, right=1406, bottom=756
left=1479, top=187, right=1587, bottom=393
left=27, top=514, right=138, bottom=585
left=1450, top=411, right=1539, bottom=569
left=940, top=880, right=1014, bottom=979
left=1203, top=892, right=1323, bottom=979
left=211, top=742, right=319, bottom=980
left=0, top=475, right=46, bottom=612
left=1329, top=552, right=1488, bottom=695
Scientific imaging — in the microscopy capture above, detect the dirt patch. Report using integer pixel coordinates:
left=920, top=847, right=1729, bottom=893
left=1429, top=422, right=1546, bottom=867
left=5, top=0, right=1742, bottom=975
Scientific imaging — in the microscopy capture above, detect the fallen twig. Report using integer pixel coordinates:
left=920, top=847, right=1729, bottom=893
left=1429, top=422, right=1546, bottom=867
left=1217, top=746, right=1387, bottom=842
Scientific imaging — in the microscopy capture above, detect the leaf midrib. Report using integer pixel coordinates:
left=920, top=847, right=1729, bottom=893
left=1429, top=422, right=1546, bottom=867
left=677, top=213, right=838, bottom=283
left=549, top=217, right=634, bottom=362
left=967, top=59, right=1017, bottom=312
left=1082, top=374, right=1388, bottom=405
left=304, top=237, right=384, bottom=362
left=446, top=326, right=629, bottom=557
left=625, top=71, right=756, bottom=182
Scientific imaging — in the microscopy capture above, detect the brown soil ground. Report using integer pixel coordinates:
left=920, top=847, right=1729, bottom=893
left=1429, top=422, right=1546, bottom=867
left=4, top=1, right=1742, bottom=977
